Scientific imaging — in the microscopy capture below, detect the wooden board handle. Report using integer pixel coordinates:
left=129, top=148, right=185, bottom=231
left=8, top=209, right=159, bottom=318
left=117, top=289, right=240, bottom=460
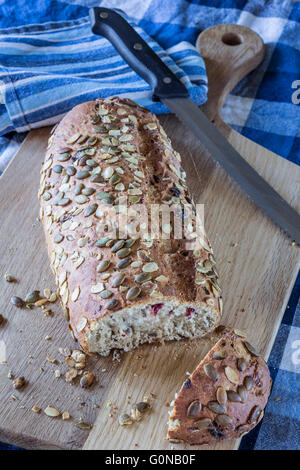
left=197, top=24, right=264, bottom=134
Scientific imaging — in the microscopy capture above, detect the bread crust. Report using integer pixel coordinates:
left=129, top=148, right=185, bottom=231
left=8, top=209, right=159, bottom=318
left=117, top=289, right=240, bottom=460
left=167, top=329, right=272, bottom=445
left=39, top=97, right=221, bottom=354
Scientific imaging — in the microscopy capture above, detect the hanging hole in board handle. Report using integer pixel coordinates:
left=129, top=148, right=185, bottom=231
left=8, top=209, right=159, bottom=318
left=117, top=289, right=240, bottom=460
left=221, top=32, right=243, bottom=46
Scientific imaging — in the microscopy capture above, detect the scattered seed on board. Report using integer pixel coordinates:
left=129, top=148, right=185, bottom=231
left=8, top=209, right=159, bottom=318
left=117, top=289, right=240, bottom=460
left=119, top=414, right=133, bottom=426
left=44, top=406, right=60, bottom=417
left=13, top=377, right=25, bottom=390
left=11, top=296, right=24, bottom=308
left=25, top=291, right=40, bottom=304
left=80, top=372, right=94, bottom=389
left=4, top=273, right=16, bottom=283
left=74, top=419, right=92, bottom=430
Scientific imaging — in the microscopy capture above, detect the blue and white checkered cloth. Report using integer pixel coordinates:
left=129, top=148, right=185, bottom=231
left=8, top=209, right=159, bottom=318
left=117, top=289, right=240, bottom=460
left=0, top=0, right=299, bottom=450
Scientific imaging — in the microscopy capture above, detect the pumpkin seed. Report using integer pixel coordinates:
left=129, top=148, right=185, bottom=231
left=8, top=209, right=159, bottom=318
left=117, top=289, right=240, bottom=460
left=96, top=260, right=110, bottom=272
left=216, top=386, right=227, bottom=405
left=244, top=341, right=260, bottom=357
left=243, top=375, right=254, bottom=391
left=74, top=420, right=92, bottom=430
left=54, top=234, right=64, bottom=244
left=191, top=418, right=211, bottom=430
left=126, top=286, right=141, bottom=301
left=124, top=239, right=136, bottom=248
left=227, top=390, right=242, bottom=403
left=224, top=366, right=239, bottom=384
left=237, top=357, right=247, bottom=372
left=117, top=247, right=131, bottom=259
left=76, top=170, right=90, bottom=180
left=13, top=377, right=25, bottom=390
left=57, top=198, right=70, bottom=206
left=25, top=291, right=40, bottom=304
left=119, top=413, right=133, bottom=426
left=110, top=174, right=121, bottom=185
left=207, top=401, right=226, bottom=414
left=92, top=114, right=100, bottom=124
left=87, top=136, right=98, bottom=146
left=11, top=296, right=24, bottom=308
left=90, top=283, right=104, bottom=294
left=96, top=191, right=112, bottom=200
left=58, top=147, right=71, bottom=154
left=82, top=187, right=95, bottom=196
left=213, top=350, right=227, bottom=360
left=67, top=133, right=81, bottom=144
left=95, top=237, right=111, bottom=247
left=237, top=385, right=248, bottom=402
left=102, top=166, right=114, bottom=179
left=44, top=406, right=61, bottom=417
left=53, top=165, right=63, bottom=173
left=142, top=262, right=159, bottom=273
left=57, top=153, right=70, bottom=162
left=66, top=166, right=76, bottom=176
left=75, top=195, right=89, bottom=204
left=204, top=363, right=218, bottom=381
left=75, top=183, right=84, bottom=195
left=111, top=240, right=125, bottom=252
left=42, top=191, right=52, bottom=201
left=186, top=400, right=202, bottom=418
left=112, top=273, right=125, bottom=287
left=117, top=258, right=131, bottom=269
left=100, top=290, right=113, bottom=299
left=84, top=148, right=96, bottom=156
left=215, top=414, right=233, bottom=427
left=107, top=298, right=119, bottom=310
left=129, top=195, right=141, bottom=204
left=94, top=125, right=106, bottom=132
left=77, top=134, right=89, bottom=145
left=86, top=159, right=97, bottom=168
left=90, top=174, right=102, bottom=183
left=248, top=405, right=261, bottom=424
left=84, top=204, right=97, bottom=217
left=135, top=273, right=152, bottom=284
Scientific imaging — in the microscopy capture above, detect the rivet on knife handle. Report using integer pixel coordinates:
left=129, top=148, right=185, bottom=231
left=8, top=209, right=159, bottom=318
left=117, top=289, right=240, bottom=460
left=89, top=7, right=189, bottom=100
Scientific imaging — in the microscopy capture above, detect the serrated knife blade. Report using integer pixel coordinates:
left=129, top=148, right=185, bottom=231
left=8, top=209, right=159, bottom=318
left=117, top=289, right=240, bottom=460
left=90, top=6, right=300, bottom=244
left=162, top=97, right=300, bottom=244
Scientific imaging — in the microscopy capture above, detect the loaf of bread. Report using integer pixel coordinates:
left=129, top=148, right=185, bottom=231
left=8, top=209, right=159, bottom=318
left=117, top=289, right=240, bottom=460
left=39, top=97, right=221, bottom=355
left=167, top=329, right=272, bottom=445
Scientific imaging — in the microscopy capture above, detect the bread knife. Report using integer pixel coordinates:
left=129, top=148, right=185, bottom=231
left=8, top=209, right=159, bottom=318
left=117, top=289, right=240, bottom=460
left=89, top=7, right=300, bottom=244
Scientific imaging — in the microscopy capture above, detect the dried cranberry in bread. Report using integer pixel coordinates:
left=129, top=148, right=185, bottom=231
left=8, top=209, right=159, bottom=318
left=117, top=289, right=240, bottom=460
left=39, top=97, right=221, bottom=355
left=167, top=330, right=272, bottom=445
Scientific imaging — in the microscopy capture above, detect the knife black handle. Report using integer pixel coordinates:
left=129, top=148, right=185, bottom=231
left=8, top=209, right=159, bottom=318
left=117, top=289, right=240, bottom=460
left=89, top=7, right=189, bottom=100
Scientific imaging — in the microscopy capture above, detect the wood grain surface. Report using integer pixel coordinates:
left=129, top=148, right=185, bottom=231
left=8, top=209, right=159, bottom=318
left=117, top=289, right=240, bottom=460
left=0, top=24, right=299, bottom=450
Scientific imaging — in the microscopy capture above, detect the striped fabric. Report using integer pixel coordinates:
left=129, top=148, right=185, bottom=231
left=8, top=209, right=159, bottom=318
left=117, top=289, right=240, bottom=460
left=0, top=4, right=207, bottom=136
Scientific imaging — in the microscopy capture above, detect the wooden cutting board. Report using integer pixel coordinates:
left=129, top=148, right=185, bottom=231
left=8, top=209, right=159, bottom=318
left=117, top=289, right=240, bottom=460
left=0, top=24, right=299, bottom=450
